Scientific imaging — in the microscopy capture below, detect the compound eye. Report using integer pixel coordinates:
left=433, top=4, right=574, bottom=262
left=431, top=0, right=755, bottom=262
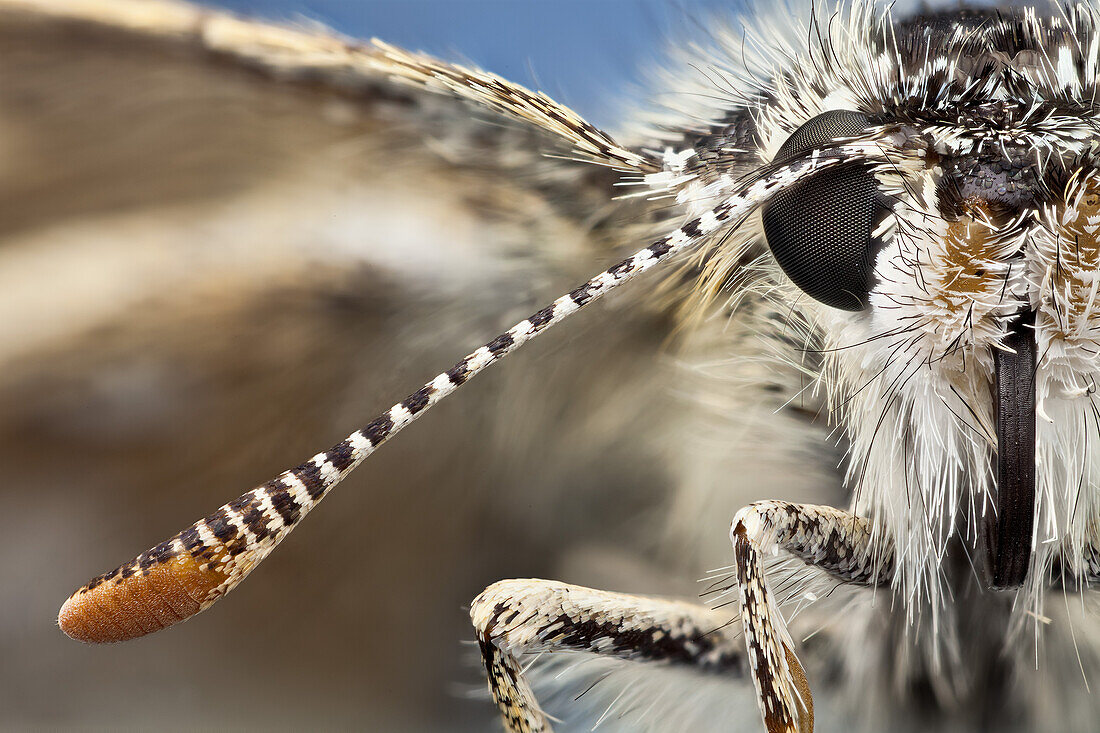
left=761, top=110, right=888, bottom=311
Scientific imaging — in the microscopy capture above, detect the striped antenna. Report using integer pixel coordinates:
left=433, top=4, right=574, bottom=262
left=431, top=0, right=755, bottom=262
left=57, top=146, right=871, bottom=643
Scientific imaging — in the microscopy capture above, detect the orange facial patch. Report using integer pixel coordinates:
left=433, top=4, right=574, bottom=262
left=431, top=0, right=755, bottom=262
left=935, top=198, right=1011, bottom=302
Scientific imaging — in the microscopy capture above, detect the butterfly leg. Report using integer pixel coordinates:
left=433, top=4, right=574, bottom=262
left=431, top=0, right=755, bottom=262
left=731, top=501, right=894, bottom=733
left=471, top=579, right=745, bottom=733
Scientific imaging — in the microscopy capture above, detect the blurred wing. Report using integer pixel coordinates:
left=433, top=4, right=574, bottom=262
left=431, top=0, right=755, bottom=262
left=0, top=2, right=675, bottom=730
left=0, top=2, right=850, bottom=732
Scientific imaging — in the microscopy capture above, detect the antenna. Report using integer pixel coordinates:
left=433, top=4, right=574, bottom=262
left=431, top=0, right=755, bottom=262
left=57, top=145, right=872, bottom=643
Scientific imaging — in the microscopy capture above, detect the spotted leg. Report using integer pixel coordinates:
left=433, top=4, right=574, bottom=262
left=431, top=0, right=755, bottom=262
left=731, top=501, right=894, bottom=733
left=471, top=579, right=746, bottom=733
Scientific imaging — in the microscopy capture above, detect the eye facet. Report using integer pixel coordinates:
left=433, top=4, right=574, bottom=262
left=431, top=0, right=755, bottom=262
left=761, top=110, right=888, bottom=311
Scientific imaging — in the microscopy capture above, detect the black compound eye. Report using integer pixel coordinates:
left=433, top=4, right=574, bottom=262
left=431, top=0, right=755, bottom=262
left=761, top=109, right=888, bottom=311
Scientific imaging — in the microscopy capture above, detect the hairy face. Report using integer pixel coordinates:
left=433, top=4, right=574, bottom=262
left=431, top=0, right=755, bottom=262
left=721, top=5, right=1100, bottom=616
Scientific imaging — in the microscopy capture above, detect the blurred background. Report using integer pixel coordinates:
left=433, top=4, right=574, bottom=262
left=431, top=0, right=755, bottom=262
left=0, top=1, right=752, bottom=731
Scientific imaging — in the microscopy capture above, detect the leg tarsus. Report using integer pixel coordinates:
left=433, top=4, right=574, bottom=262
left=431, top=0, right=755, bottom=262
left=476, top=629, right=551, bottom=733
left=732, top=501, right=893, bottom=733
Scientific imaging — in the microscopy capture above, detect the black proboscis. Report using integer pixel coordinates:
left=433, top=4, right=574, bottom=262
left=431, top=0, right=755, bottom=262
left=982, top=310, right=1037, bottom=590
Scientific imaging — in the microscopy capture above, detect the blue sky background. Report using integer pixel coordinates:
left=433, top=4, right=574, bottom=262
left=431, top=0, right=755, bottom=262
left=207, top=1, right=738, bottom=128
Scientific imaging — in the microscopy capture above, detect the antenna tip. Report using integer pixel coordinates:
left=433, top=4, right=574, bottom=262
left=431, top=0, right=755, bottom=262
left=58, top=549, right=223, bottom=643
